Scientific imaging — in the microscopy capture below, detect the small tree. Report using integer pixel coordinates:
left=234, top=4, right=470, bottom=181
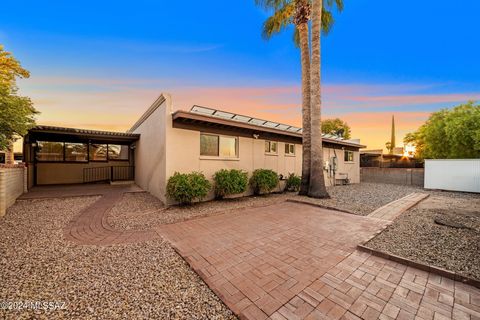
left=0, top=45, right=38, bottom=163
left=404, top=102, right=480, bottom=159
left=321, top=118, right=351, bottom=139
left=385, top=141, right=393, bottom=154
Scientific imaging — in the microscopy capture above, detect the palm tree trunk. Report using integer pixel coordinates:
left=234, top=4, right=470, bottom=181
left=5, top=141, right=15, bottom=164
left=308, top=0, right=330, bottom=198
left=298, top=22, right=311, bottom=195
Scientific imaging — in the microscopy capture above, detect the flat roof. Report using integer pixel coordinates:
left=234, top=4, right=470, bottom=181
left=173, top=106, right=366, bottom=149
left=27, top=125, right=140, bottom=143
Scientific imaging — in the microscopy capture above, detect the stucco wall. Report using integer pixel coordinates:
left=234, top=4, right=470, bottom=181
left=323, top=147, right=361, bottom=186
left=0, top=165, right=26, bottom=216
left=132, top=94, right=361, bottom=204
left=132, top=94, right=169, bottom=203
left=164, top=106, right=360, bottom=203
left=36, top=161, right=132, bottom=185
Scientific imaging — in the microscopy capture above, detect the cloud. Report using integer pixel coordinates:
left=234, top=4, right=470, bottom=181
left=17, top=75, right=480, bottom=151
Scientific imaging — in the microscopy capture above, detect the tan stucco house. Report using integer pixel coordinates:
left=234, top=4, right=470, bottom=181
left=23, top=93, right=365, bottom=204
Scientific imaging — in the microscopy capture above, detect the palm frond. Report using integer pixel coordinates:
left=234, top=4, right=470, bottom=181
left=323, top=0, right=343, bottom=12
left=293, top=27, right=300, bottom=48
left=255, top=0, right=290, bottom=11
left=321, top=9, right=334, bottom=35
left=261, top=2, right=295, bottom=40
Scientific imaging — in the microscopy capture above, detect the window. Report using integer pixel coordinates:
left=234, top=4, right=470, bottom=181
left=200, top=133, right=238, bottom=157
left=285, top=143, right=295, bottom=155
left=108, top=144, right=129, bottom=160
left=89, top=144, right=108, bottom=161
left=265, top=141, right=278, bottom=154
left=65, top=143, right=88, bottom=162
left=219, top=136, right=237, bottom=157
left=200, top=134, right=219, bottom=156
left=344, top=150, right=354, bottom=162
left=36, top=141, right=64, bottom=161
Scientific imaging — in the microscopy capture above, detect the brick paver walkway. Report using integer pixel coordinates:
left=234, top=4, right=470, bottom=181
left=22, top=184, right=159, bottom=246
left=157, top=202, right=480, bottom=320
left=368, top=192, right=429, bottom=221
left=63, top=187, right=159, bottom=245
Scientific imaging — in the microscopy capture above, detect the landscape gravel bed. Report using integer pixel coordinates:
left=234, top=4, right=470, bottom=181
left=0, top=197, right=236, bottom=320
left=293, top=182, right=421, bottom=215
left=366, top=194, right=480, bottom=281
left=109, top=183, right=426, bottom=231
left=109, top=191, right=293, bottom=230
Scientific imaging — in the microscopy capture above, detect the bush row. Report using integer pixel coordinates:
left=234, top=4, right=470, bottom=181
left=166, top=169, right=300, bottom=204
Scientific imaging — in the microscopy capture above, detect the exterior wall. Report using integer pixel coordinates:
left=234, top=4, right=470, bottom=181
left=425, top=159, right=480, bottom=193
left=165, top=105, right=359, bottom=203
left=166, top=129, right=304, bottom=201
left=132, top=93, right=361, bottom=204
left=132, top=95, right=169, bottom=203
left=360, top=167, right=424, bottom=186
left=323, top=147, right=360, bottom=186
left=35, top=161, right=132, bottom=185
left=0, top=165, right=26, bottom=216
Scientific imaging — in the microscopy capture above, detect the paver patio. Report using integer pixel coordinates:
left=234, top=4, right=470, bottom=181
left=157, top=201, right=480, bottom=320
left=368, top=192, right=429, bottom=221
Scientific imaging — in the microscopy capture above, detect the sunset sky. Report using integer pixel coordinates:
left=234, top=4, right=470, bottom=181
left=2, top=0, right=480, bottom=152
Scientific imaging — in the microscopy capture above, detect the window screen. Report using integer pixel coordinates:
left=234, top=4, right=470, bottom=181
left=65, top=143, right=88, bottom=162
left=108, top=145, right=129, bottom=160
left=89, top=144, right=108, bottom=161
left=36, top=141, right=64, bottom=161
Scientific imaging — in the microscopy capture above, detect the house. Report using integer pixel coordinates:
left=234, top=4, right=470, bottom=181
left=23, top=93, right=365, bottom=204
left=0, top=152, right=23, bottom=164
left=360, top=149, right=422, bottom=168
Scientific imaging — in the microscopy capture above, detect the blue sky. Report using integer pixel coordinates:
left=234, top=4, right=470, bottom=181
left=2, top=0, right=479, bottom=149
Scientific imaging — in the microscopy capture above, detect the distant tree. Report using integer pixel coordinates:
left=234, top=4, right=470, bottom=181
left=404, top=102, right=480, bottom=159
left=0, top=45, right=37, bottom=163
left=321, top=118, right=351, bottom=139
left=385, top=141, right=393, bottom=154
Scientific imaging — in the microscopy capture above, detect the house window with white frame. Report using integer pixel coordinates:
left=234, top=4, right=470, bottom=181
left=284, top=143, right=295, bottom=156
left=200, top=133, right=238, bottom=157
left=344, top=150, right=354, bottom=162
left=265, top=140, right=278, bottom=154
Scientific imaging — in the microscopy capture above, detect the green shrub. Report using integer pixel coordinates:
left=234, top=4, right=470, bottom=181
left=166, top=172, right=211, bottom=204
left=285, top=173, right=301, bottom=192
left=213, top=169, right=248, bottom=198
left=249, top=169, right=279, bottom=195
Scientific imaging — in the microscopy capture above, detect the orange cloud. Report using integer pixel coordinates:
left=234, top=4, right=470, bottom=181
left=15, top=75, right=479, bottom=153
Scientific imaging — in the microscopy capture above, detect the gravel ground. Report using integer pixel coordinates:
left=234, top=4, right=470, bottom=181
left=0, top=197, right=236, bottom=320
left=109, top=191, right=293, bottom=230
left=294, top=183, right=421, bottom=215
left=366, top=194, right=480, bottom=281
left=109, top=183, right=428, bottom=231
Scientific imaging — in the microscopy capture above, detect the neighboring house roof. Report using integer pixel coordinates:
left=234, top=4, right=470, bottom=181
left=361, top=149, right=383, bottom=155
left=173, top=105, right=366, bottom=149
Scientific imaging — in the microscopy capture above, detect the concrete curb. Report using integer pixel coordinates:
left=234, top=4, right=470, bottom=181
left=357, top=244, right=480, bottom=289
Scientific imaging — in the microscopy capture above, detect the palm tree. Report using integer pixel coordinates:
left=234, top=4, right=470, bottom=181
left=308, top=0, right=343, bottom=198
left=255, top=0, right=342, bottom=197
